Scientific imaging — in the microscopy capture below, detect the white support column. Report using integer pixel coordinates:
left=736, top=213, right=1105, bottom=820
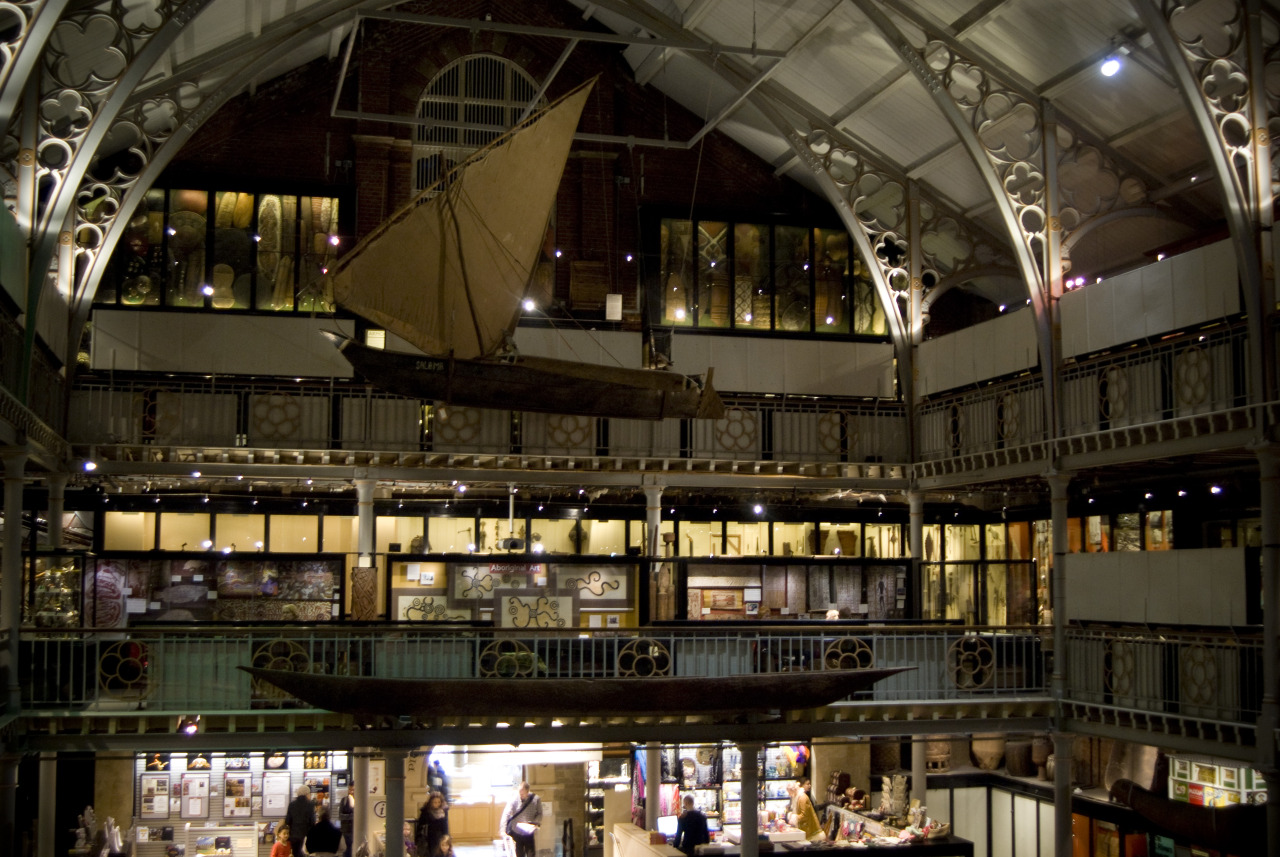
left=738, top=743, right=760, bottom=857
left=384, top=748, right=408, bottom=857
left=355, top=477, right=376, bottom=559
left=644, top=486, right=663, bottom=558
left=353, top=748, right=371, bottom=857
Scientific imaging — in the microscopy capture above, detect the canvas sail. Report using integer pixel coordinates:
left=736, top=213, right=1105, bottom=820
left=329, top=80, right=594, bottom=359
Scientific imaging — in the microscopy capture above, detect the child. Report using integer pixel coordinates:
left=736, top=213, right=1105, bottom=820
left=272, top=824, right=292, bottom=857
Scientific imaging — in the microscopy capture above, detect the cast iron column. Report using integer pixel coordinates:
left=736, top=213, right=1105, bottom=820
left=1256, top=444, right=1279, bottom=855
left=45, top=472, right=66, bottom=549
left=1047, top=471, right=1072, bottom=857
left=738, top=742, right=760, bottom=857
left=353, top=748, right=371, bottom=857
left=646, top=742, right=660, bottom=829
left=2, top=450, right=27, bottom=715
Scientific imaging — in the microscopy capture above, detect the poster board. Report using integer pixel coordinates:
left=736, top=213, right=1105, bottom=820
left=224, top=774, right=252, bottom=818
left=262, top=771, right=292, bottom=817
left=140, top=773, right=170, bottom=819
left=180, top=772, right=210, bottom=819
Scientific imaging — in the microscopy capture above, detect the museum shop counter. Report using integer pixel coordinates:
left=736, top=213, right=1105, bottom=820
left=611, top=823, right=973, bottom=857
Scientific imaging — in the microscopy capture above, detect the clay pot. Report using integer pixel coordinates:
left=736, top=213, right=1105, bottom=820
left=1031, top=736, right=1052, bottom=780
left=970, top=733, right=1006, bottom=771
left=925, top=736, right=952, bottom=772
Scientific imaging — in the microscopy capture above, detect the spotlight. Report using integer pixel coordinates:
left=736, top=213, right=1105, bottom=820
left=753, top=504, right=764, bottom=516
left=523, top=299, right=536, bottom=312
left=82, top=460, right=97, bottom=472
left=1177, top=490, right=1188, bottom=497
left=1210, top=485, right=1223, bottom=495
left=1100, top=56, right=1121, bottom=77
left=178, top=715, right=200, bottom=735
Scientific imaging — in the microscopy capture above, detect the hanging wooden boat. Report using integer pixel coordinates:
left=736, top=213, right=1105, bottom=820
left=1110, top=778, right=1264, bottom=854
left=323, top=79, right=723, bottom=421
left=239, top=665, right=911, bottom=717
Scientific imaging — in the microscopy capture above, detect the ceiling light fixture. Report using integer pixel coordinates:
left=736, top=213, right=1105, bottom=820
left=1100, top=56, right=1121, bottom=76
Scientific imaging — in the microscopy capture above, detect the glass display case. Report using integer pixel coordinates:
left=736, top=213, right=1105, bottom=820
left=26, top=553, right=85, bottom=628
left=88, top=553, right=343, bottom=626
left=719, top=743, right=808, bottom=841
left=585, top=757, right=629, bottom=856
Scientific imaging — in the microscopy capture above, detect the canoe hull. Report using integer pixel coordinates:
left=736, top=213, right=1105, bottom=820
left=324, top=332, right=723, bottom=420
left=240, top=666, right=910, bottom=717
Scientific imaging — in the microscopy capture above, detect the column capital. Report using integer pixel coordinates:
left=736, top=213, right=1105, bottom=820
left=1, top=449, right=28, bottom=475
left=1044, top=469, right=1073, bottom=492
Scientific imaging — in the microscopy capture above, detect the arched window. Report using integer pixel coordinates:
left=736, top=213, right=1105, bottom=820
left=413, top=54, right=543, bottom=194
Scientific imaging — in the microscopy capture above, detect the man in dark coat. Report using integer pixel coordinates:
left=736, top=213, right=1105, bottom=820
left=286, top=785, right=316, bottom=856
left=673, top=795, right=710, bottom=857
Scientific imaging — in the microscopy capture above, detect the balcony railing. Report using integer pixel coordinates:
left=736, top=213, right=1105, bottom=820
left=18, top=624, right=1049, bottom=715
left=1064, top=625, right=1264, bottom=737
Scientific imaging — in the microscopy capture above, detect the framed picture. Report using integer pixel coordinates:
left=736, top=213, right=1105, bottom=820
left=551, top=564, right=633, bottom=608
left=495, top=588, right=575, bottom=629
left=140, top=773, right=170, bottom=819
left=704, top=589, right=744, bottom=611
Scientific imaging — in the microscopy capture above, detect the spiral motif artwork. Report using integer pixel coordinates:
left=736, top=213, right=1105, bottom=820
left=617, top=639, right=671, bottom=676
